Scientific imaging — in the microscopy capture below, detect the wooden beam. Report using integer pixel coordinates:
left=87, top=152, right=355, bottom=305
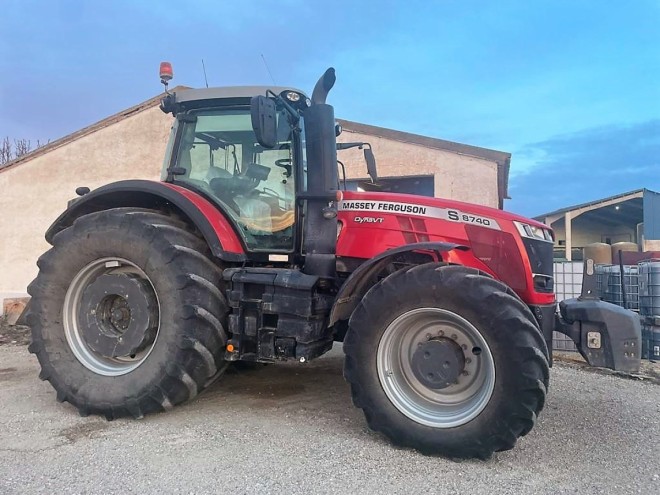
left=545, top=213, right=564, bottom=226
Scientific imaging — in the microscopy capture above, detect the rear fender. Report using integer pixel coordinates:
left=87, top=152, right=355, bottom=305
left=329, top=241, right=469, bottom=327
left=46, top=180, right=247, bottom=262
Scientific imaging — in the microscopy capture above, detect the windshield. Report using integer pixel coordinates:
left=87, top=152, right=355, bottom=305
left=173, top=106, right=298, bottom=251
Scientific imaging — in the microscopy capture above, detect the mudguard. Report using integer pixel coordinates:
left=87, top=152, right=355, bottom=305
left=45, top=180, right=246, bottom=262
left=329, top=241, right=468, bottom=326
left=555, top=298, right=642, bottom=373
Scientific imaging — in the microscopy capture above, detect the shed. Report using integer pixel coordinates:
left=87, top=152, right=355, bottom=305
left=535, top=189, right=660, bottom=260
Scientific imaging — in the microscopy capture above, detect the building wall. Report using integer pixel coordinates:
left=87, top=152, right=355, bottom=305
left=337, top=129, right=500, bottom=208
left=643, top=190, right=660, bottom=241
left=1, top=109, right=501, bottom=298
left=0, top=106, right=172, bottom=296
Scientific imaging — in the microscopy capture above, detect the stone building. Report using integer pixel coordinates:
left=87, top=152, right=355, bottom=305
left=0, top=88, right=510, bottom=310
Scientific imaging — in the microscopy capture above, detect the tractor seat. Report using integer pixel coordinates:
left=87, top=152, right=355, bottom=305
left=234, top=196, right=295, bottom=234
left=240, top=210, right=295, bottom=233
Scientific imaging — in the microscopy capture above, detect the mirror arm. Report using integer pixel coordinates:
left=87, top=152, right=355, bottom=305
left=337, top=160, right=347, bottom=190
left=337, top=142, right=366, bottom=151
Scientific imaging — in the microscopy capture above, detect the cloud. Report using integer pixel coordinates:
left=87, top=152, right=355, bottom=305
left=507, top=120, right=660, bottom=217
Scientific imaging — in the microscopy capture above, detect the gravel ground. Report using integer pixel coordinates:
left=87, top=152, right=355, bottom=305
left=0, top=344, right=658, bottom=495
left=0, top=320, right=30, bottom=345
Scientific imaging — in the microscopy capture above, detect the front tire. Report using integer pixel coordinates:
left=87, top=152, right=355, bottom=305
left=27, top=208, right=229, bottom=419
left=343, top=264, right=549, bottom=459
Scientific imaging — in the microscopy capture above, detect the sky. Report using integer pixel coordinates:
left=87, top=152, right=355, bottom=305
left=1, top=0, right=658, bottom=217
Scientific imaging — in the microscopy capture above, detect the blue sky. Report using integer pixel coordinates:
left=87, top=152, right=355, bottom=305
left=1, top=0, right=658, bottom=216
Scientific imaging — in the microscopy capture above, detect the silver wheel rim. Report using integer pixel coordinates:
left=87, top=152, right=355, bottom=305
left=377, top=308, right=495, bottom=428
left=63, top=258, right=160, bottom=376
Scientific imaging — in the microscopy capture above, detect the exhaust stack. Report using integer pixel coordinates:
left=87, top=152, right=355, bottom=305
left=302, top=68, right=339, bottom=278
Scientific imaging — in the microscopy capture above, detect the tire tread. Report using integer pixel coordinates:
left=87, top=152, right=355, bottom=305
left=26, top=207, right=229, bottom=420
left=344, top=263, right=549, bottom=459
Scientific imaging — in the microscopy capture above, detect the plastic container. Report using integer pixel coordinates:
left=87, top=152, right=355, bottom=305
left=639, top=261, right=660, bottom=317
left=598, top=265, right=616, bottom=300
left=600, top=265, right=640, bottom=311
left=611, top=242, right=638, bottom=261
left=649, top=326, right=660, bottom=362
left=595, top=264, right=606, bottom=298
left=641, top=325, right=650, bottom=360
left=584, top=243, right=612, bottom=265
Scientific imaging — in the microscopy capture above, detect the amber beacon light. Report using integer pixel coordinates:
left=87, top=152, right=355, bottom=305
left=160, top=62, right=173, bottom=83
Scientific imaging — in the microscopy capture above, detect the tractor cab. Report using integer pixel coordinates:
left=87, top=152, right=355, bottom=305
left=158, top=65, right=340, bottom=279
left=160, top=87, right=311, bottom=252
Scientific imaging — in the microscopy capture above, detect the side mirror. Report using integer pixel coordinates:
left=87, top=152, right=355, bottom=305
left=250, top=96, right=277, bottom=149
left=364, top=147, right=378, bottom=183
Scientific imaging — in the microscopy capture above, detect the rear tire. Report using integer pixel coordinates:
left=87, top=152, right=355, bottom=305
left=27, top=208, right=229, bottom=419
left=343, top=264, right=549, bottom=459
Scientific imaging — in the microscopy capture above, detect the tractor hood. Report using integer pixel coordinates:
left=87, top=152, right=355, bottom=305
left=338, top=190, right=548, bottom=229
left=336, top=189, right=555, bottom=307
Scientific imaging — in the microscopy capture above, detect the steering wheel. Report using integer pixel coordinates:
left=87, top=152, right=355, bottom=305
left=275, top=158, right=292, bottom=178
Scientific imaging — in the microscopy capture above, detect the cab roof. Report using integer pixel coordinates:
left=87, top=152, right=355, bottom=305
left=174, top=86, right=307, bottom=103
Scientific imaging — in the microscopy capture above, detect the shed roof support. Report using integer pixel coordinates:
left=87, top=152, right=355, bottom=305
left=565, top=211, right=572, bottom=261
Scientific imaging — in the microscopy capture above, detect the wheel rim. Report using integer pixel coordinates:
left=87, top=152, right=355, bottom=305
left=377, top=307, right=495, bottom=428
left=63, top=258, right=161, bottom=376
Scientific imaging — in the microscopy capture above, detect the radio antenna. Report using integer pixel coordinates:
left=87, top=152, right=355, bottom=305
left=260, top=54, right=276, bottom=85
left=201, top=59, right=209, bottom=88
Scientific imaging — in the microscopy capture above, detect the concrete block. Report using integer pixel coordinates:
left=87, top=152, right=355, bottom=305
left=2, top=297, right=30, bottom=325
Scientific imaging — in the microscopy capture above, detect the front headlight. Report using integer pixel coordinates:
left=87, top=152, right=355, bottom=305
left=514, top=221, right=553, bottom=242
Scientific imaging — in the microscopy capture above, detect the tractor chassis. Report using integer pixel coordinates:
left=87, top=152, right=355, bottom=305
left=223, top=267, right=335, bottom=363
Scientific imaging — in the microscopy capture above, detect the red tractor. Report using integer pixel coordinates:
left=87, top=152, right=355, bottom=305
left=25, top=66, right=640, bottom=459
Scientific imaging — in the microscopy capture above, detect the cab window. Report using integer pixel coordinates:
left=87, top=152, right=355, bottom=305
left=174, top=107, right=296, bottom=251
